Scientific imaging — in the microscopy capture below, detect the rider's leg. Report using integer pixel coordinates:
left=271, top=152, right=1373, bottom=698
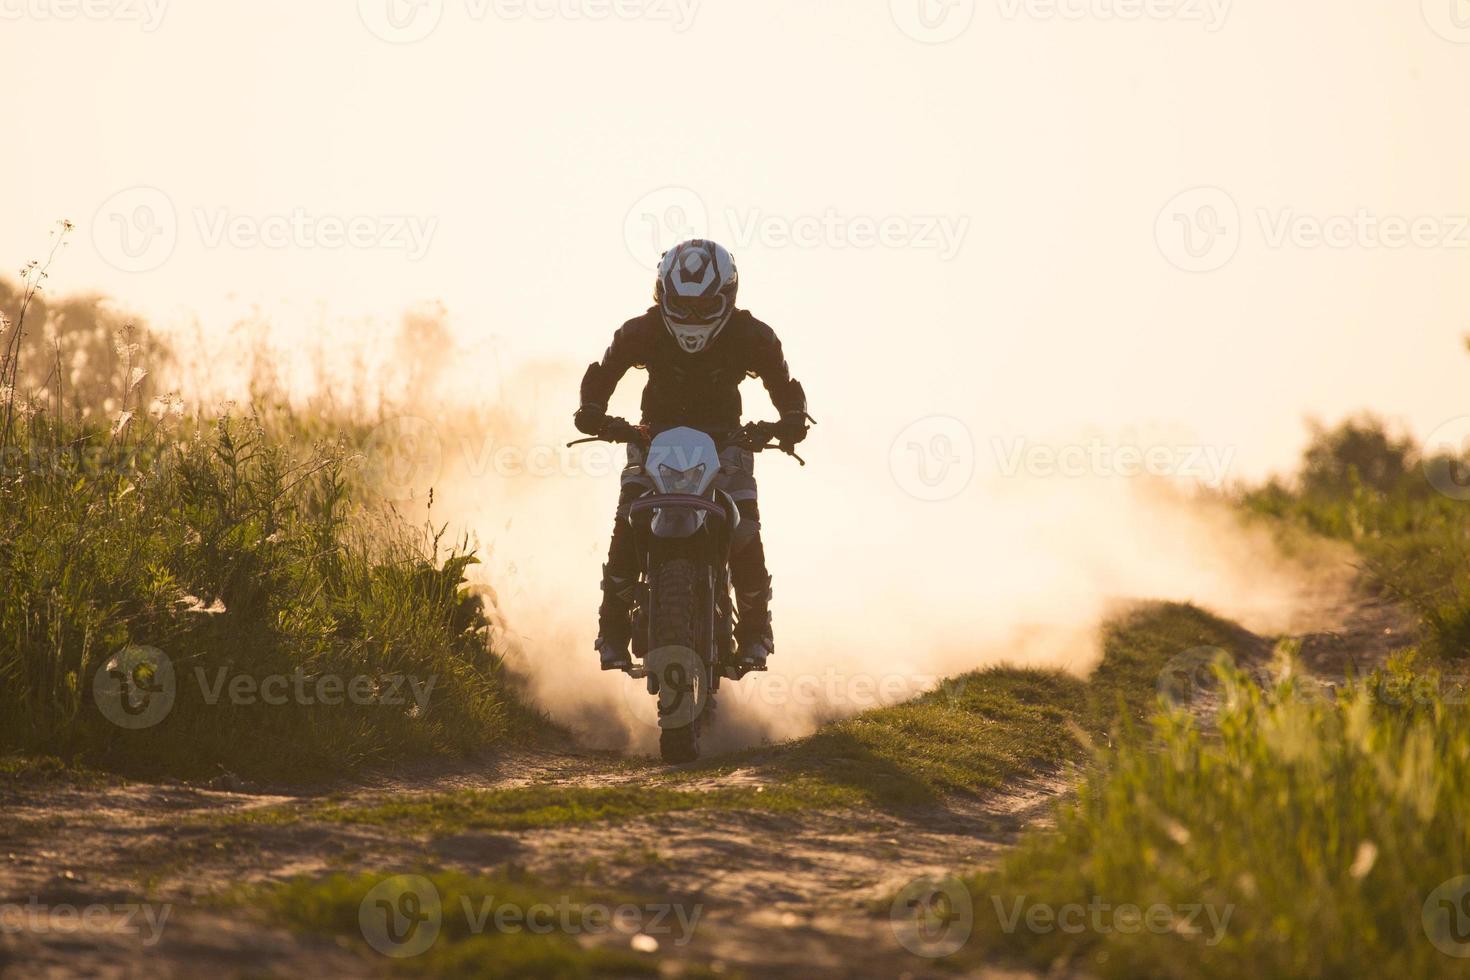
left=596, top=449, right=650, bottom=669
left=729, top=498, right=774, bottom=664
left=718, top=447, right=774, bottom=665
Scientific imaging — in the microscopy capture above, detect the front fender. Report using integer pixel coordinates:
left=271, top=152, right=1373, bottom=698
left=629, top=494, right=730, bottom=540
left=651, top=508, right=706, bottom=538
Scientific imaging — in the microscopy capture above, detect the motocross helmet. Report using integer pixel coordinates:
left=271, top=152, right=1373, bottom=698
left=654, top=239, right=738, bottom=354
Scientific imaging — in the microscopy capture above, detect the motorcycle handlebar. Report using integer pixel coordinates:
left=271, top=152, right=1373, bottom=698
left=566, top=419, right=806, bottom=466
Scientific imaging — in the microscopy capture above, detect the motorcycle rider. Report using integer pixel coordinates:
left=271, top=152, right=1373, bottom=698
left=574, top=239, right=810, bottom=674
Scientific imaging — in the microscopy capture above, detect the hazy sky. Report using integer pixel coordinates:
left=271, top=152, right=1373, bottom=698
left=10, top=0, right=1470, bottom=743
left=5, top=0, right=1470, bottom=479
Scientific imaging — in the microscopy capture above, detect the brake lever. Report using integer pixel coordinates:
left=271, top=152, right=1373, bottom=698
left=761, top=441, right=806, bottom=466
left=566, top=423, right=650, bottom=450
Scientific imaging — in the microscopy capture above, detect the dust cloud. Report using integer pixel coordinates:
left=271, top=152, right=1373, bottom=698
left=368, top=354, right=1346, bottom=757
left=147, top=306, right=1351, bottom=757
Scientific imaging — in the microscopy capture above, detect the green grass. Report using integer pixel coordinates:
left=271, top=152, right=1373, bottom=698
left=952, top=651, right=1470, bottom=978
left=1244, top=414, right=1470, bottom=659
left=238, top=782, right=845, bottom=835
left=3, top=242, right=530, bottom=781
left=218, top=603, right=1246, bottom=837
left=254, top=871, right=677, bottom=978
left=909, top=417, right=1470, bottom=976
left=0, top=409, right=521, bottom=782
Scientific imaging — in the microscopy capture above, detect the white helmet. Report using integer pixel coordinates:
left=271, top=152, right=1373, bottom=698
left=654, top=239, right=739, bottom=354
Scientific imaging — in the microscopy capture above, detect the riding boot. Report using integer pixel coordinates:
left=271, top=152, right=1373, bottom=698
left=596, top=531, right=637, bottom=669
left=729, top=528, right=774, bottom=667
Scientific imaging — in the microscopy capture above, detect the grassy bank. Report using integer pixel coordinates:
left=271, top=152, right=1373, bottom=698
left=955, top=652, right=1470, bottom=978
left=1246, top=414, right=1470, bottom=659
left=0, top=408, right=519, bottom=782
left=220, top=604, right=1243, bottom=978
left=931, top=417, right=1470, bottom=977
left=223, top=603, right=1246, bottom=834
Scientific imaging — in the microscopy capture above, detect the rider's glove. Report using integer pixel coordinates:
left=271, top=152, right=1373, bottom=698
left=774, top=412, right=810, bottom=446
left=574, top=404, right=609, bottom=437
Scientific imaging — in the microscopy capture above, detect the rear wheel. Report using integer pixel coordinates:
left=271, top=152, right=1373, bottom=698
left=651, top=557, right=710, bottom=763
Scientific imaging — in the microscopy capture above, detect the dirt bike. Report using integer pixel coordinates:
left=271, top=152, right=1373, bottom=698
left=569, top=419, right=805, bottom=763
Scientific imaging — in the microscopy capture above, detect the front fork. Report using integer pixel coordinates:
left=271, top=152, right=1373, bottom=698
left=629, top=533, right=734, bottom=689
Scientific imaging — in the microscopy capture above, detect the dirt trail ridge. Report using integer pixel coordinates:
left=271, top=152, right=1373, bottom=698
left=0, top=594, right=1414, bottom=978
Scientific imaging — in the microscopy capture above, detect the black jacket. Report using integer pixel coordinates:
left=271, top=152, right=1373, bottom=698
left=580, top=308, right=806, bottom=432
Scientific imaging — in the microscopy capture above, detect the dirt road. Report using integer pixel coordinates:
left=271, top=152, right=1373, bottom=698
left=0, top=595, right=1413, bottom=978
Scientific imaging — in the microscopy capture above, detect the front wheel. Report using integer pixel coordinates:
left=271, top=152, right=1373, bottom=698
left=649, top=557, right=712, bottom=763
left=659, top=725, right=699, bottom=764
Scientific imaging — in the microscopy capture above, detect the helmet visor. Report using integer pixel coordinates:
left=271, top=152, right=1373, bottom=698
left=664, top=291, right=729, bottom=326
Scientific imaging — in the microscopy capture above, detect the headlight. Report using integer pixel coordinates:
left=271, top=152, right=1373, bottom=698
left=657, top=463, right=707, bottom=494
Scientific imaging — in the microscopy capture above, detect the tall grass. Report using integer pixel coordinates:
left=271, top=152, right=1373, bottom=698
left=0, top=233, right=521, bottom=781
left=1245, top=414, right=1470, bottom=658
left=958, top=653, right=1470, bottom=978
left=936, top=411, right=1470, bottom=976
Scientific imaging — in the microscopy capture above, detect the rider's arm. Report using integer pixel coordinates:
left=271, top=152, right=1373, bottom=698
left=749, top=321, right=810, bottom=442
left=576, top=319, right=646, bottom=434
left=580, top=326, right=638, bottom=410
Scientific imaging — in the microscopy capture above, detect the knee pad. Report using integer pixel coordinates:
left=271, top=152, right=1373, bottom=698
left=731, top=515, right=761, bottom=555
left=601, top=563, right=636, bottom=602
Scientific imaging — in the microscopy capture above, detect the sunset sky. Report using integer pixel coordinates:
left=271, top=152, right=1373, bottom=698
left=10, top=1, right=1470, bottom=738
left=6, top=0, right=1470, bottom=480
